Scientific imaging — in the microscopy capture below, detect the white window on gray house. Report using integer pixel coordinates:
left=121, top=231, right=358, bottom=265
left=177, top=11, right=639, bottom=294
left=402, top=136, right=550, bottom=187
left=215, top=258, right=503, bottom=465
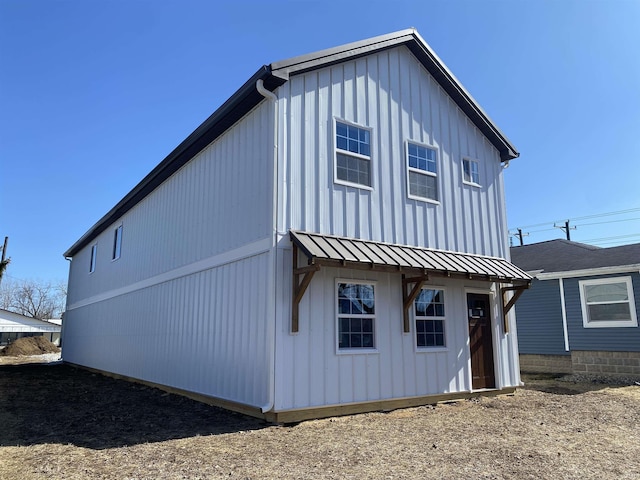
left=335, top=120, right=372, bottom=188
left=89, top=244, right=97, bottom=273
left=112, top=225, right=123, bottom=261
left=579, top=276, right=638, bottom=328
left=415, top=288, right=446, bottom=348
left=406, top=142, right=438, bottom=202
left=337, top=281, right=375, bottom=350
left=463, top=158, right=480, bottom=186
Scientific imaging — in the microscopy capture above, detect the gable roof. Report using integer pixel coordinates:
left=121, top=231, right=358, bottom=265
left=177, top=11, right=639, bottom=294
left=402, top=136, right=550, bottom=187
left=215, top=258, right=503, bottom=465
left=0, top=309, right=62, bottom=332
left=65, top=28, right=519, bottom=258
left=510, top=239, right=640, bottom=275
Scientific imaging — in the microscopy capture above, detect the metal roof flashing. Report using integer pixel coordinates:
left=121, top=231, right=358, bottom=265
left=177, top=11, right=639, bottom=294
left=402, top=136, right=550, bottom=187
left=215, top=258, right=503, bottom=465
left=65, top=29, right=519, bottom=258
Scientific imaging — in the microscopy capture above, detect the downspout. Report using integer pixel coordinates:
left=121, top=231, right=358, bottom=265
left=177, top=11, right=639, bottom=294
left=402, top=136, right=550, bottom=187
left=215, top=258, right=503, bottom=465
left=256, top=78, right=278, bottom=415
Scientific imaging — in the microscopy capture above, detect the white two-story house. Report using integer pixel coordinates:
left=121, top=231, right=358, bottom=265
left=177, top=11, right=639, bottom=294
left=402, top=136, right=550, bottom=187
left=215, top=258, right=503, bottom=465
left=63, top=29, right=531, bottom=422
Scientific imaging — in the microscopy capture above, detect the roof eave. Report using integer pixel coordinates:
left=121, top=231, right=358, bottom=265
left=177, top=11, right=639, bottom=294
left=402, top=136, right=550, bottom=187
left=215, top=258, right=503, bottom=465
left=65, top=28, right=520, bottom=257
left=64, top=66, right=286, bottom=258
left=271, top=28, right=519, bottom=161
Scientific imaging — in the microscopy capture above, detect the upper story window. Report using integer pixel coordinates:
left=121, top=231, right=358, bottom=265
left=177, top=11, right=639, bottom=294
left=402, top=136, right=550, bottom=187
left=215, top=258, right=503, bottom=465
left=463, top=158, right=480, bottom=186
left=89, top=244, right=97, bottom=273
left=335, top=120, right=372, bottom=188
left=406, top=141, right=438, bottom=202
left=112, top=225, right=123, bottom=261
left=337, top=281, right=376, bottom=351
left=579, top=276, right=638, bottom=328
left=415, top=288, right=446, bottom=348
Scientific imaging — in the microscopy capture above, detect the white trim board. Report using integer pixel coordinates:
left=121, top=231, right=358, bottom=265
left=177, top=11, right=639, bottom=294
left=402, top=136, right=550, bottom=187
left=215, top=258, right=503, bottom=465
left=535, top=264, right=640, bottom=280
left=66, top=237, right=272, bottom=311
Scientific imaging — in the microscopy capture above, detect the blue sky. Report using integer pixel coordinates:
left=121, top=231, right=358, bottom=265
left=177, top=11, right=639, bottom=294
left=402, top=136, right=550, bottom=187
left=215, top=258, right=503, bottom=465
left=1, top=0, right=639, bottom=284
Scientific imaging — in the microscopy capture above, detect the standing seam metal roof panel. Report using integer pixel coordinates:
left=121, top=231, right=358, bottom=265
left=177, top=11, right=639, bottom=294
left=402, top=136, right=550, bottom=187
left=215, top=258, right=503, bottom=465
left=290, top=230, right=532, bottom=283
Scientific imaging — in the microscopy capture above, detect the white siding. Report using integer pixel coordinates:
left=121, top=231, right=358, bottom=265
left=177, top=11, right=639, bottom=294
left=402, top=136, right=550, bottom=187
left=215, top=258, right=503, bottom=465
left=64, top=98, right=276, bottom=408
left=277, top=45, right=507, bottom=258
left=67, top=100, right=273, bottom=306
left=274, top=246, right=517, bottom=411
left=63, top=252, right=273, bottom=407
left=272, top=45, right=517, bottom=410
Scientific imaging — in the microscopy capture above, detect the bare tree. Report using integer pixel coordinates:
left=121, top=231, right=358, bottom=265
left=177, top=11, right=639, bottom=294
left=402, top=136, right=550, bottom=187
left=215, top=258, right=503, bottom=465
left=0, top=279, right=66, bottom=319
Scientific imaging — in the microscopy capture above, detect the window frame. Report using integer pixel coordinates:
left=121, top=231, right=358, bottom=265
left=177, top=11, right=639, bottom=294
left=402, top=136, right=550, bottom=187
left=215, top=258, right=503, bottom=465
left=335, top=279, right=378, bottom=354
left=89, top=243, right=97, bottom=273
left=333, top=118, right=374, bottom=191
left=462, top=157, right=481, bottom=187
left=414, top=286, right=448, bottom=351
left=405, top=140, right=440, bottom=204
left=112, top=224, right=123, bottom=261
left=579, top=276, right=638, bottom=328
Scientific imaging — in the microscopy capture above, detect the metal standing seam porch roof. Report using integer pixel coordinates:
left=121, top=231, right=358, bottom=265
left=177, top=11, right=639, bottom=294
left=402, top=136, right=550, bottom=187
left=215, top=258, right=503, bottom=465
left=65, top=28, right=520, bottom=259
left=290, top=230, right=532, bottom=284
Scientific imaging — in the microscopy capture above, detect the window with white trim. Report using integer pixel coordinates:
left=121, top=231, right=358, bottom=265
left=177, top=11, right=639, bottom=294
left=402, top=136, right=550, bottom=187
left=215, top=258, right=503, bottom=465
left=337, top=281, right=375, bottom=350
left=406, top=141, right=438, bottom=201
left=335, top=120, right=372, bottom=188
left=112, top=225, right=122, bottom=261
left=462, top=158, right=480, bottom=186
left=89, top=244, right=97, bottom=273
left=415, top=288, right=446, bottom=348
left=579, top=276, right=638, bottom=328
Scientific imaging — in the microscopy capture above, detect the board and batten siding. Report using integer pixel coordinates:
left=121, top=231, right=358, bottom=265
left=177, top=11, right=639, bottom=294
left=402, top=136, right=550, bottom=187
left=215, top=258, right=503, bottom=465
left=273, top=246, right=519, bottom=411
left=64, top=99, right=276, bottom=408
left=276, top=45, right=509, bottom=258
left=563, top=272, right=640, bottom=352
left=515, top=279, right=568, bottom=356
left=66, top=100, right=274, bottom=306
left=63, top=252, right=273, bottom=407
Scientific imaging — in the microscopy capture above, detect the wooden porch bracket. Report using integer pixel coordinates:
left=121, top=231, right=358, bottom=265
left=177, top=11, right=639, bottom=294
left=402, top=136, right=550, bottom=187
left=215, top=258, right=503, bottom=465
left=291, top=243, right=320, bottom=333
left=402, top=274, right=429, bottom=333
left=501, top=284, right=530, bottom=332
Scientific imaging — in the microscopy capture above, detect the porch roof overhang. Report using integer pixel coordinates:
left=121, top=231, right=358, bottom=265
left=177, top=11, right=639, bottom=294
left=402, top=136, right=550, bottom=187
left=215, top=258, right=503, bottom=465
left=290, top=230, right=532, bottom=284
left=290, top=231, right=531, bottom=333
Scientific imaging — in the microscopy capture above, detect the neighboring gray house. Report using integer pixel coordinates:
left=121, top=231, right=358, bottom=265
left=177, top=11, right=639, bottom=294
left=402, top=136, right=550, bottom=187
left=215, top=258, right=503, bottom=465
left=511, top=240, right=640, bottom=377
left=62, top=29, right=530, bottom=423
left=0, top=309, right=62, bottom=346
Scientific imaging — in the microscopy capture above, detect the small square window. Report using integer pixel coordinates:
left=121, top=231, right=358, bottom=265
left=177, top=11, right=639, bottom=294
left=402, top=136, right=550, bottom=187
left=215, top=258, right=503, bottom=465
left=337, top=282, right=376, bottom=350
left=406, top=142, right=438, bottom=202
left=335, top=121, right=372, bottom=188
left=463, top=158, right=480, bottom=185
left=579, top=277, right=638, bottom=328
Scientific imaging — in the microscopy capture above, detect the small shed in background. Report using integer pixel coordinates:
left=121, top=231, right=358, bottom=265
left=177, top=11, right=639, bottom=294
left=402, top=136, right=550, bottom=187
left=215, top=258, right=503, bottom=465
left=0, top=309, right=62, bottom=346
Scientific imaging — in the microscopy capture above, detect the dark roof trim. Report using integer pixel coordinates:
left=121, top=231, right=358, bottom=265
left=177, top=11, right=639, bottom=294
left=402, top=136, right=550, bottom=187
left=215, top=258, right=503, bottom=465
left=64, top=66, right=286, bottom=257
left=290, top=230, right=532, bottom=284
left=65, top=28, right=518, bottom=258
left=271, top=28, right=519, bottom=162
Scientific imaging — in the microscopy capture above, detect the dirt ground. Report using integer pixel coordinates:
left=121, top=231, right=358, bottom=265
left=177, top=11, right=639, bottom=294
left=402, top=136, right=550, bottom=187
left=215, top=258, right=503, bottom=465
left=0, top=359, right=639, bottom=480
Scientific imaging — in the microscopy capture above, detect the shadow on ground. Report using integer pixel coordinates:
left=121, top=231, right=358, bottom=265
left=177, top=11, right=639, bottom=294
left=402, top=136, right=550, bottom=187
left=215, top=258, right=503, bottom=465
left=0, top=363, right=267, bottom=449
left=520, top=373, right=631, bottom=396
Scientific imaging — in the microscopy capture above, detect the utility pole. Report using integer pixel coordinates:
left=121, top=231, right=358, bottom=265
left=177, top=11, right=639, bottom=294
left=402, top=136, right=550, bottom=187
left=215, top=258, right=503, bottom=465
left=554, top=220, right=576, bottom=241
left=0, top=236, right=8, bottom=286
left=514, top=228, right=529, bottom=246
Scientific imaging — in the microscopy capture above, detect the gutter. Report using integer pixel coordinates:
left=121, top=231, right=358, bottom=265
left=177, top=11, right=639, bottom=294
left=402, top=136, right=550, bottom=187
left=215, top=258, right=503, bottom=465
left=535, top=264, right=640, bottom=280
left=256, top=79, right=279, bottom=414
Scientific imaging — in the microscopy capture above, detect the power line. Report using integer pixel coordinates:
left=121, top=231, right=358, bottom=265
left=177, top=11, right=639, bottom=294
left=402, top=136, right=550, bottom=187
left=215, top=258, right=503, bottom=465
left=575, top=217, right=640, bottom=227
left=580, top=233, right=640, bottom=243
left=510, top=207, right=640, bottom=231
